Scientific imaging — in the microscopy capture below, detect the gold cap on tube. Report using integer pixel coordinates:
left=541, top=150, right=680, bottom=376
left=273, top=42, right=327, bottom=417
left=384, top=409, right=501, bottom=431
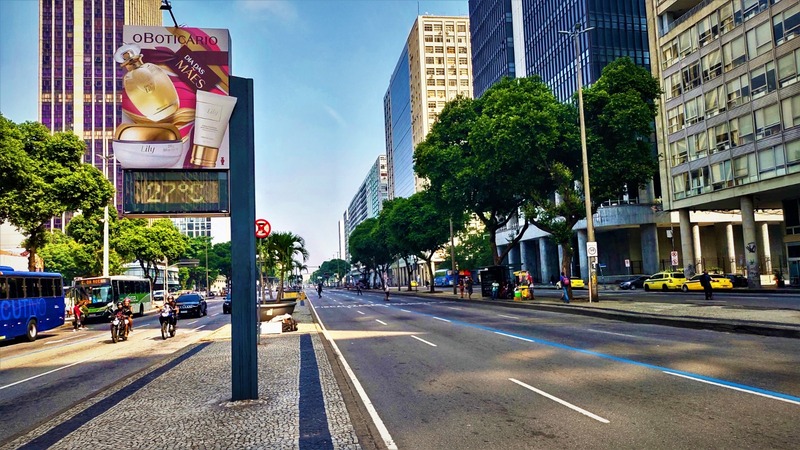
left=191, top=145, right=218, bottom=168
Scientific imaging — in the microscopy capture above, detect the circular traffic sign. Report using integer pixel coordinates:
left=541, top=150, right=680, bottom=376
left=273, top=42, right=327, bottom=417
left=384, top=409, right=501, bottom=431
left=586, top=241, right=598, bottom=257
left=255, top=219, right=271, bottom=239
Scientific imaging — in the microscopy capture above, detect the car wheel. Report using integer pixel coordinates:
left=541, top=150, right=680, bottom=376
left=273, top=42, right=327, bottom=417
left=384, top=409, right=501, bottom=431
left=682, top=285, right=688, bottom=292
left=644, top=285, right=650, bottom=292
left=203, top=306, right=208, bottom=316
left=662, top=284, right=669, bottom=291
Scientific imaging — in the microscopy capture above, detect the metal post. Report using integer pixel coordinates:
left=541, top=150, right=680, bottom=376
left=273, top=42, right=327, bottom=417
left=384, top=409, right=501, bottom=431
left=450, top=218, right=457, bottom=295
left=230, top=76, right=258, bottom=400
left=103, top=205, right=109, bottom=277
left=560, top=23, right=597, bottom=302
left=205, top=239, right=209, bottom=294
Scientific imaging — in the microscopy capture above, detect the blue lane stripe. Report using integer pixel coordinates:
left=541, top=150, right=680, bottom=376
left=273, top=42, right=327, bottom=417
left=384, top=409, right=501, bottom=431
left=399, top=306, right=800, bottom=405
left=299, top=333, right=333, bottom=450
left=17, top=342, right=210, bottom=450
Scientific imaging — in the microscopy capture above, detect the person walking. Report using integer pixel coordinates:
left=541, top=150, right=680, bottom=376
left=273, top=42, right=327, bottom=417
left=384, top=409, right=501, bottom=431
left=560, top=271, right=571, bottom=304
left=384, top=284, right=390, bottom=302
left=317, top=282, right=323, bottom=298
left=699, top=270, right=713, bottom=300
left=466, top=277, right=473, bottom=299
left=355, top=281, right=362, bottom=295
left=491, top=281, right=499, bottom=300
left=72, top=299, right=84, bottom=331
left=458, top=278, right=465, bottom=299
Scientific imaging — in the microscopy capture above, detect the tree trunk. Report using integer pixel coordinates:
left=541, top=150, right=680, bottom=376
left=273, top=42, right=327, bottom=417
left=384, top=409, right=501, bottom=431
left=560, top=242, right=574, bottom=299
left=424, top=257, right=436, bottom=293
left=403, top=257, right=414, bottom=291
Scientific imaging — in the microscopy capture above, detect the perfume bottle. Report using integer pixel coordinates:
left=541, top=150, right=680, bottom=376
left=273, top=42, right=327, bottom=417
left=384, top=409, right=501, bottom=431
left=115, top=43, right=179, bottom=122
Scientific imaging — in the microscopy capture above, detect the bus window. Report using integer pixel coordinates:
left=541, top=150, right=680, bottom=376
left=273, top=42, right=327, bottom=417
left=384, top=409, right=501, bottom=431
left=54, top=278, right=63, bottom=296
left=41, top=278, right=54, bottom=297
left=8, top=278, right=22, bottom=299
left=25, top=278, right=41, bottom=298
left=0, top=276, right=7, bottom=299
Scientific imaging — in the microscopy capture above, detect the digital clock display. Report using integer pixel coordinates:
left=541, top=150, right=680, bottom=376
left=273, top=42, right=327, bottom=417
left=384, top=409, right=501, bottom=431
left=123, top=170, right=229, bottom=217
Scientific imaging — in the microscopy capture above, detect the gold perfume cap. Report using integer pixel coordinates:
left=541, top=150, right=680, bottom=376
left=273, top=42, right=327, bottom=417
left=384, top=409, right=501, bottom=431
left=191, top=145, right=219, bottom=168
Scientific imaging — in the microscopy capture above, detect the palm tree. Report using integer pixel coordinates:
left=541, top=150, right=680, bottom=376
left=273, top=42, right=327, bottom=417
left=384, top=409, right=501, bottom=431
left=266, top=232, right=309, bottom=301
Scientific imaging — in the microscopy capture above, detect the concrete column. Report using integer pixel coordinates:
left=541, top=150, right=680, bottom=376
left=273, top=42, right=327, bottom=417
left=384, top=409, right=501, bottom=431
left=761, top=222, right=772, bottom=274
left=577, top=229, right=588, bottom=280
left=520, top=240, right=537, bottom=275
left=679, top=209, right=695, bottom=275
left=692, top=224, right=702, bottom=272
left=640, top=224, right=660, bottom=275
left=539, top=239, right=554, bottom=284
left=741, top=195, right=761, bottom=288
left=726, top=223, right=737, bottom=274
left=508, top=245, right=521, bottom=270
left=558, top=244, right=565, bottom=272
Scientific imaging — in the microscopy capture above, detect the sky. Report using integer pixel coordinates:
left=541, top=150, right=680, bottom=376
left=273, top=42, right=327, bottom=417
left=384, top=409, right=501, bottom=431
left=0, top=0, right=469, bottom=269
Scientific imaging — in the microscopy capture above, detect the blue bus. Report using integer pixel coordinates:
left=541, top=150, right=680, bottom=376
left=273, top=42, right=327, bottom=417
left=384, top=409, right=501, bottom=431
left=434, top=269, right=456, bottom=287
left=0, top=266, right=65, bottom=342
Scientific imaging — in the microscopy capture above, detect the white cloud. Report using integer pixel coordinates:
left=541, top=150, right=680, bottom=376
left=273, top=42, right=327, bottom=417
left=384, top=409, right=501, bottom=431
left=323, top=104, right=347, bottom=128
left=237, top=0, right=298, bottom=22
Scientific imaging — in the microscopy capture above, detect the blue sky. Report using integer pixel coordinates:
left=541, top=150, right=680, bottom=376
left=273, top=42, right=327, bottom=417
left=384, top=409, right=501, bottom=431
left=0, top=0, right=468, bottom=269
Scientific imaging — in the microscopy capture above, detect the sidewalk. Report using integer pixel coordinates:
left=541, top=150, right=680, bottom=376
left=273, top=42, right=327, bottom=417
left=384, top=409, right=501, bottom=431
left=386, top=285, right=800, bottom=339
left=1, top=299, right=367, bottom=450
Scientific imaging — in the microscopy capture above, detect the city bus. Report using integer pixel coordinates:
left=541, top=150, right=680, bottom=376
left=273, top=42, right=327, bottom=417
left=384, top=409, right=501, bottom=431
left=433, top=269, right=456, bottom=287
left=72, top=276, right=152, bottom=318
left=0, top=266, right=65, bottom=342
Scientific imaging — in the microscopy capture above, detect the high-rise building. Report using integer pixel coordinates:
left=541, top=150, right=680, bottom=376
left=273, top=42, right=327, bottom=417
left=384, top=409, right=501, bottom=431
left=469, top=0, right=523, bottom=98
left=171, top=217, right=211, bottom=239
left=646, top=0, right=799, bottom=286
left=39, top=0, right=162, bottom=230
left=385, top=15, right=473, bottom=200
left=344, top=156, right=389, bottom=240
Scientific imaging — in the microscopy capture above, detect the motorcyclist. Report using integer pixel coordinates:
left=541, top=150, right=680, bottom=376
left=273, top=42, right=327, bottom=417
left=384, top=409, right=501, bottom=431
left=120, top=298, right=134, bottom=334
left=160, top=297, right=179, bottom=329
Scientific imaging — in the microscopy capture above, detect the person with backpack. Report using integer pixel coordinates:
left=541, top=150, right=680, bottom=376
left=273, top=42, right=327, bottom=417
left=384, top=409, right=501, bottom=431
left=560, top=271, right=571, bottom=304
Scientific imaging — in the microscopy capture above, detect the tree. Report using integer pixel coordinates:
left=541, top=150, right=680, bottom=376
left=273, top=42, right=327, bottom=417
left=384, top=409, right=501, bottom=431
left=348, top=218, right=379, bottom=287
left=38, top=230, right=95, bottom=284
left=264, top=231, right=308, bottom=300
left=446, top=227, right=494, bottom=271
left=415, top=77, right=563, bottom=265
left=114, top=218, right=187, bottom=287
left=0, top=116, right=114, bottom=270
left=179, top=236, right=219, bottom=291
left=65, top=211, right=124, bottom=275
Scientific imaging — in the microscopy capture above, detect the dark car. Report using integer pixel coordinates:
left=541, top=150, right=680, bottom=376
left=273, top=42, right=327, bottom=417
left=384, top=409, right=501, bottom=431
left=619, top=275, right=650, bottom=290
left=222, top=292, right=231, bottom=314
left=175, top=293, right=207, bottom=318
left=726, top=273, right=748, bottom=288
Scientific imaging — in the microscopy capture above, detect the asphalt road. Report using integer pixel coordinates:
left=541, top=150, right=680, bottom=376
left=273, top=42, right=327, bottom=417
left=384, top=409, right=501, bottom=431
left=311, top=289, right=800, bottom=449
left=0, top=298, right=229, bottom=443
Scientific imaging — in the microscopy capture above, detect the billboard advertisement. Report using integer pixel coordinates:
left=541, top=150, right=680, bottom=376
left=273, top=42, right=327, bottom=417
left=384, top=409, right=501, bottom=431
left=113, top=27, right=235, bottom=170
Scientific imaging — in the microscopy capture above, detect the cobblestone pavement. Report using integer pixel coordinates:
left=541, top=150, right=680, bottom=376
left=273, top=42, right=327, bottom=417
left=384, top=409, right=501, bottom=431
left=2, top=300, right=362, bottom=450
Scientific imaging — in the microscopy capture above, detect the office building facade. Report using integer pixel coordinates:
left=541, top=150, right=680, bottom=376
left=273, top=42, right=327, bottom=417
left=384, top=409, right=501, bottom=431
left=646, top=0, right=799, bottom=286
left=344, top=155, right=389, bottom=239
left=384, top=15, right=473, bottom=200
left=39, top=0, right=162, bottom=230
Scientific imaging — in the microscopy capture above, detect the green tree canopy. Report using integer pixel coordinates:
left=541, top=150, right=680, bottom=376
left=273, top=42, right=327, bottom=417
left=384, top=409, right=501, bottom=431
left=113, top=218, right=187, bottom=287
left=38, top=230, right=96, bottom=284
left=0, top=116, right=114, bottom=270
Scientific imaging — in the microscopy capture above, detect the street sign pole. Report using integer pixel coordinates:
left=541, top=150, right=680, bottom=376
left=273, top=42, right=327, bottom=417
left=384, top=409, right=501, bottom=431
left=230, top=76, right=258, bottom=401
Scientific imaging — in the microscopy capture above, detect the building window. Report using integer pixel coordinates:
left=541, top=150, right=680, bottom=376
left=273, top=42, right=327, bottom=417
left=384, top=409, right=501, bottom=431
left=673, top=172, right=689, bottom=199
left=746, top=21, right=772, bottom=58
left=711, top=160, right=733, bottom=190
left=666, top=72, right=683, bottom=99
left=424, top=24, right=433, bottom=32
left=690, top=166, right=710, bottom=195
left=777, top=48, right=800, bottom=87
left=678, top=28, right=697, bottom=58
left=750, top=61, right=777, bottom=99
left=723, top=36, right=746, bottom=71
left=786, top=139, right=800, bottom=172
left=671, top=139, right=688, bottom=165
left=782, top=94, right=800, bottom=129
left=662, top=39, right=678, bottom=68
left=667, top=106, right=685, bottom=133
left=758, top=144, right=786, bottom=178
left=688, top=131, right=708, bottom=160
left=732, top=113, right=755, bottom=145
left=734, top=153, right=757, bottom=185
left=773, top=3, right=800, bottom=46
left=726, top=74, right=750, bottom=109
left=685, top=95, right=705, bottom=125
left=742, top=0, right=769, bottom=22
left=702, top=49, right=722, bottom=81
left=719, top=2, right=743, bottom=35
left=754, top=103, right=781, bottom=139
left=682, top=62, right=702, bottom=91
left=705, top=84, right=726, bottom=118
left=698, top=12, right=720, bottom=47
left=712, top=122, right=731, bottom=151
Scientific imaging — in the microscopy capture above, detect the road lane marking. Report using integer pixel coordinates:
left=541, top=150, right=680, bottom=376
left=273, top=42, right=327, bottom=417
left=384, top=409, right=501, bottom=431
left=411, top=335, right=437, bottom=347
left=400, top=309, right=411, bottom=313
left=0, top=355, right=100, bottom=391
left=433, top=317, right=451, bottom=323
left=587, top=329, right=638, bottom=338
left=187, top=320, right=198, bottom=325
left=664, top=372, right=800, bottom=406
left=357, top=311, right=365, bottom=315
left=44, top=335, right=83, bottom=345
left=376, top=320, right=388, bottom=325
left=510, top=378, right=610, bottom=423
left=446, top=306, right=462, bottom=310
left=498, top=314, right=520, bottom=320
left=193, top=325, right=206, bottom=331
left=494, top=331, right=534, bottom=342
left=309, top=302, right=398, bottom=449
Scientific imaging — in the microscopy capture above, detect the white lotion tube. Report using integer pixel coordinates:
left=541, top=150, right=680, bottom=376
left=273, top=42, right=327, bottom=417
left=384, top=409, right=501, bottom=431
left=191, top=90, right=238, bottom=168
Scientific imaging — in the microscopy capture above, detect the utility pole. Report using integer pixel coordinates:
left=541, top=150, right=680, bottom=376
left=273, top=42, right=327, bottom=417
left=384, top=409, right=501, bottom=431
left=450, top=218, right=457, bottom=295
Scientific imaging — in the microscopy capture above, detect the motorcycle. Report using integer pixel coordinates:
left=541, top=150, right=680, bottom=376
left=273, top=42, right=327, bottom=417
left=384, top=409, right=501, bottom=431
left=159, top=306, right=177, bottom=340
left=108, top=303, right=130, bottom=343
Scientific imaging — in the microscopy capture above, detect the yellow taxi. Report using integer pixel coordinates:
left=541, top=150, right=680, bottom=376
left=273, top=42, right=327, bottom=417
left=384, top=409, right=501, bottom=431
left=681, top=274, right=734, bottom=292
left=643, top=271, right=687, bottom=291
left=569, top=278, right=585, bottom=289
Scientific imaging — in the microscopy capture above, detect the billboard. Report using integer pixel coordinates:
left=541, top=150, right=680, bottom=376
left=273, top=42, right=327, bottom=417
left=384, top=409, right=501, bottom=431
left=113, top=27, right=235, bottom=170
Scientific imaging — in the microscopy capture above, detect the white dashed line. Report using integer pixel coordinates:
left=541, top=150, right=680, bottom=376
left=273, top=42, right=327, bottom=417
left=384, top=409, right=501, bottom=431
left=494, top=331, right=534, bottom=342
left=446, top=306, right=462, bottom=310
left=509, top=378, right=609, bottom=423
left=400, top=309, right=411, bottom=313
left=193, top=325, right=206, bottom=331
left=587, top=329, right=638, bottom=338
left=411, top=335, right=437, bottom=347
left=498, top=314, right=520, bottom=320
left=376, top=319, right=388, bottom=325
left=433, top=317, right=451, bottom=323
left=357, top=311, right=365, bottom=315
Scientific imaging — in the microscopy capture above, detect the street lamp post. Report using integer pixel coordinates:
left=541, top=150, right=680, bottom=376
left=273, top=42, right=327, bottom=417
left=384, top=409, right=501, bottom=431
left=99, top=154, right=114, bottom=278
left=559, top=23, right=598, bottom=302
left=205, top=239, right=210, bottom=294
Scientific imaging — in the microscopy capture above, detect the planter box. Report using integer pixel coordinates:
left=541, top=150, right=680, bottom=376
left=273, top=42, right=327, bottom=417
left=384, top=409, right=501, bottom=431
left=258, top=301, right=297, bottom=322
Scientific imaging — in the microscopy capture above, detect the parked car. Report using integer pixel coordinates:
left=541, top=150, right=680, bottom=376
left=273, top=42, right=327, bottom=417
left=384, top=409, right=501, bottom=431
left=557, top=278, right=585, bottom=289
left=222, top=292, right=231, bottom=314
left=725, top=273, right=748, bottom=288
left=643, top=271, right=687, bottom=291
left=619, top=275, right=650, bottom=290
left=682, top=274, right=734, bottom=292
left=175, top=293, right=207, bottom=317
left=153, top=290, right=167, bottom=301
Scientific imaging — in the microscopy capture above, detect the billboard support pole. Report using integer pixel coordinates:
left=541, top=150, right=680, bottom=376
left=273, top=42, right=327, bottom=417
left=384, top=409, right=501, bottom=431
left=229, top=76, right=258, bottom=400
